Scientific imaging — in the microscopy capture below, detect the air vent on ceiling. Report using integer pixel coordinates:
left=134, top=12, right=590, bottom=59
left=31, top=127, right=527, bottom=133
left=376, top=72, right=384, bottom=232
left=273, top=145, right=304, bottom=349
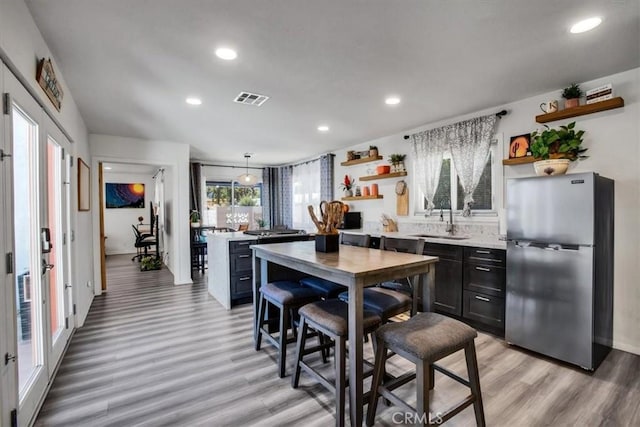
left=234, top=91, right=269, bottom=106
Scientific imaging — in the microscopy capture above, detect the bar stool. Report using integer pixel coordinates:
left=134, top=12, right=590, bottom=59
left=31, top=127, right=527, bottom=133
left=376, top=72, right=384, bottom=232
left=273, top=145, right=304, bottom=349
left=292, top=299, right=382, bottom=427
left=255, top=281, right=322, bottom=377
left=367, top=312, right=485, bottom=427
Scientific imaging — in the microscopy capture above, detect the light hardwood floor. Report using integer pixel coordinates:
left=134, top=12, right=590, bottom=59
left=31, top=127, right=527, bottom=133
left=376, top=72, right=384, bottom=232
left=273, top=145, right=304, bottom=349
left=35, top=254, right=640, bottom=426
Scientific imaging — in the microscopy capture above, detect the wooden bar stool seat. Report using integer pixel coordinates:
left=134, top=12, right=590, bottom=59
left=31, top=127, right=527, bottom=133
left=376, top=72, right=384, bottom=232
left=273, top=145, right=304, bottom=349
left=367, top=312, right=485, bottom=427
left=293, top=299, right=382, bottom=427
left=255, top=281, right=322, bottom=377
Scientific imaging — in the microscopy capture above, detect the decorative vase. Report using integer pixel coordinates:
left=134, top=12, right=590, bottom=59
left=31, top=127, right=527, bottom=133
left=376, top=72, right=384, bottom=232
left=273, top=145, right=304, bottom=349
left=315, top=234, right=339, bottom=252
left=533, top=159, right=570, bottom=176
left=564, top=98, right=579, bottom=109
left=344, top=189, right=353, bottom=197
left=369, top=148, right=378, bottom=158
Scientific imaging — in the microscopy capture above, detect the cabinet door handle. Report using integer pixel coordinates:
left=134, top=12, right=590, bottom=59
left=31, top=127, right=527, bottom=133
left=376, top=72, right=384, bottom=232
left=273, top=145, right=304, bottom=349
left=239, top=276, right=251, bottom=281
left=238, top=242, right=251, bottom=246
left=475, top=295, right=490, bottom=302
left=475, top=266, right=491, bottom=272
left=475, top=250, right=491, bottom=254
left=238, top=254, right=250, bottom=258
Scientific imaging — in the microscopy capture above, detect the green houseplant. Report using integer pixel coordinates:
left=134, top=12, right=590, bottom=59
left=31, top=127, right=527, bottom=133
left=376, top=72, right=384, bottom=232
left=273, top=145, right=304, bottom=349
left=561, top=83, right=583, bottom=108
left=190, top=210, right=201, bottom=227
left=388, top=154, right=406, bottom=172
left=140, top=255, right=162, bottom=271
left=530, top=121, right=587, bottom=176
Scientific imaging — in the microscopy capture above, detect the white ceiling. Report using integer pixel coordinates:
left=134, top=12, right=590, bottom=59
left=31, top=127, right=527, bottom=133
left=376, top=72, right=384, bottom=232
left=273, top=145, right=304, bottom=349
left=26, top=0, right=640, bottom=166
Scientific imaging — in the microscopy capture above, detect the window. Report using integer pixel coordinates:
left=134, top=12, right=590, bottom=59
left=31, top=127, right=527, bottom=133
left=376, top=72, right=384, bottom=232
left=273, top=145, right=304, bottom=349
left=205, top=181, right=263, bottom=228
left=426, top=150, right=495, bottom=214
left=292, top=161, right=321, bottom=231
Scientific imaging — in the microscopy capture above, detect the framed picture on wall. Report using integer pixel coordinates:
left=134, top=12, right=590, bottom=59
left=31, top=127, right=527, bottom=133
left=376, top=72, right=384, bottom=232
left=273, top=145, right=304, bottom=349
left=105, top=183, right=146, bottom=208
left=509, top=133, right=532, bottom=159
left=77, top=158, right=90, bottom=211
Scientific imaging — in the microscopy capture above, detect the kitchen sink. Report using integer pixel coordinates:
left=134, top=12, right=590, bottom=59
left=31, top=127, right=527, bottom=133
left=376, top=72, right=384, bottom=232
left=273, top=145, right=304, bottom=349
left=411, top=234, right=470, bottom=240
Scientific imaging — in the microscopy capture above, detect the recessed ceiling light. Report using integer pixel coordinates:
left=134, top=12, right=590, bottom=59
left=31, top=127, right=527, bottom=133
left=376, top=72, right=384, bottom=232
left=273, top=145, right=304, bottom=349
left=186, top=97, right=202, bottom=105
left=103, top=166, right=112, bottom=170
left=570, top=17, right=602, bottom=34
left=317, top=125, right=330, bottom=132
left=385, top=96, right=401, bottom=105
left=215, top=47, right=238, bottom=60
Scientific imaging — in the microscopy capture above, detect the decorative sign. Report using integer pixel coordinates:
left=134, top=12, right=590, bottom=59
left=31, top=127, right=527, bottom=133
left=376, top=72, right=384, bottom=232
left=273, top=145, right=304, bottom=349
left=36, top=58, right=64, bottom=111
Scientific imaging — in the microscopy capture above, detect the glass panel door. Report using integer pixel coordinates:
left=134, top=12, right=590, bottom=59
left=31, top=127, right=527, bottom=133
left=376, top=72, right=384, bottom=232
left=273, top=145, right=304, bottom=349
left=11, top=104, right=46, bottom=403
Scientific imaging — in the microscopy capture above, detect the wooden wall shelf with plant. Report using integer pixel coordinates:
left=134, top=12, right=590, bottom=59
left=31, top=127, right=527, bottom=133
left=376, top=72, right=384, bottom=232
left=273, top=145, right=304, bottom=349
left=341, top=195, right=383, bottom=201
left=340, top=155, right=383, bottom=166
left=359, top=171, right=407, bottom=181
left=535, top=97, right=624, bottom=124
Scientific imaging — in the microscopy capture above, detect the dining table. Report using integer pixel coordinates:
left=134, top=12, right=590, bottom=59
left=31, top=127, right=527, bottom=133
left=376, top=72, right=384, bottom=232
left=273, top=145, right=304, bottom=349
left=251, top=240, right=438, bottom=426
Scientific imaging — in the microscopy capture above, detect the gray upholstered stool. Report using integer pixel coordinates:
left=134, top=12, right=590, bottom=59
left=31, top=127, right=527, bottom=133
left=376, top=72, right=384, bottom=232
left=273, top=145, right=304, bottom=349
left=367, top=312, right=485, bottom=427
left=255, top=281, right=321, bottom=377
left=292, top=300, right=382, bottom=427
left=300, top=277, right=346, bottom=299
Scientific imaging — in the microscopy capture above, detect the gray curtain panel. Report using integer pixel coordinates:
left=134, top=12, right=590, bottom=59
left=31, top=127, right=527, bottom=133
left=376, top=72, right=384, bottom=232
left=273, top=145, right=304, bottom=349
left=320, top=154, right=335, bottom=201
left=262, top=168, right=275, bottom=228
left=279, top=166, right=293, bottom=227
left=189, top=162, right=202, bottom=215
left=263, top=166, right=293, bottom=228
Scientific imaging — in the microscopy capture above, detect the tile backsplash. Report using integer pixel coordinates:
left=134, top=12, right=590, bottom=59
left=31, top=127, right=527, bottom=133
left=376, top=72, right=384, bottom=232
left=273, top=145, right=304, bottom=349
left=363, top=220, right=500, bottom=240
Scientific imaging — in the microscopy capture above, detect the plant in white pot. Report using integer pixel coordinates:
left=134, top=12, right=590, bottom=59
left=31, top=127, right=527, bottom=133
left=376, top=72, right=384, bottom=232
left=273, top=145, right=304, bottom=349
left=190, top=210, right=201, bottom=227
left=530, top=122, right=587, bottom=176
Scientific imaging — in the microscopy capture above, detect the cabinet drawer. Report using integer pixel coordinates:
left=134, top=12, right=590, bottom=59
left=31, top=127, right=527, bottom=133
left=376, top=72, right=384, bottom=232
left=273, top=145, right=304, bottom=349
left=231, top=273, right=253, bottom=299
left=432, top=258, right=463, bottom=316
left=230, top=240, right=257, bottom=254
left=463, top=264, right=505, bottom=297
left=230, top=252, right=253, bottom=273
left=423, top=243, right=463, bottom=261
left=462, top=290, right=504, bottom=329
left=464, top=247, right=505, bottom=265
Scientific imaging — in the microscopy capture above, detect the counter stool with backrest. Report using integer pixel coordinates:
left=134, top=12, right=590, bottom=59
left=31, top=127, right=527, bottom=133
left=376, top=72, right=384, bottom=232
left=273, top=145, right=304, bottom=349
left=366, top=312, right=485, bottom=427
left=339, top=236, right=425, bottom=322
left=292, top=299, right=382, bottom=427
left=255, top=281, right=322, bottom=377
left=299, top=233, right=370, bottom=299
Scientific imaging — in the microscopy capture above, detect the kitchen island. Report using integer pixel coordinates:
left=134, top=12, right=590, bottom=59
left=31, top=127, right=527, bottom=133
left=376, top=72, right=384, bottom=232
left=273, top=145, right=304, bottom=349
left=207, top=230, right=312, bottom=309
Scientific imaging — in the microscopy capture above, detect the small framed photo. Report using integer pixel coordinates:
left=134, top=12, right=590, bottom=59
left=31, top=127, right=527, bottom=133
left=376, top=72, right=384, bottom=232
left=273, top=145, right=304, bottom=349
left=77, top=157, right=91, bottom=211
left=509, top=133, right=531, bottom=159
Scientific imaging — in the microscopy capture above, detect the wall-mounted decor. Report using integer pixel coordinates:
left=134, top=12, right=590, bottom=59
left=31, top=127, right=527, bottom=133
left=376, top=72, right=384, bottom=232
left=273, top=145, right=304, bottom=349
left=105, top=183, right=145, bottom=209
left=36, top=58, right=64, bottom=111
left=509, top=133, right=531, bottom=159
left=77, top=158, right=91, bottom=211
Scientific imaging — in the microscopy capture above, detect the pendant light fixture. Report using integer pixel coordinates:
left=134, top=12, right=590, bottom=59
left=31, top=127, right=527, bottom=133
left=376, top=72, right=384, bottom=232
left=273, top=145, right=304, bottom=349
left=237, top=153, right=259, bottom=186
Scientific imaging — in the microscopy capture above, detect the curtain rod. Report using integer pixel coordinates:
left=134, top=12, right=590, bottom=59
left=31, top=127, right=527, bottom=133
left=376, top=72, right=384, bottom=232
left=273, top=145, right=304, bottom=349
left=402, top=110, right=508, bottom=140
left=197, top=163, right=264, bottom=170
left=288, top=153, right=334, bottom=168
left=152, top=168, right=165, bottom=179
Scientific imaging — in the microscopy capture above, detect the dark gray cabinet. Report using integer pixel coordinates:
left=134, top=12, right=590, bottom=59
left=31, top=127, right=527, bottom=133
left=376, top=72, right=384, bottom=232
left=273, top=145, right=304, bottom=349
left=423, top=243, right=463, bottom=316
left=462, top=246, right=506, bottom=334
left=229, top=240, right=258, bottom=304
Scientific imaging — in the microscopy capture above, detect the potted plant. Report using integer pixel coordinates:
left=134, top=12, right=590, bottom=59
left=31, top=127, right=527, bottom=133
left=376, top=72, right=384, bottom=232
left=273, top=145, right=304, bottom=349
left=530, top=121, right=587, bottom=176
left=562, top=83, right=583, bottom=109
left=140, top=255, right=162, bottom=271
left=256, top=218, right=267, bottom=229
left=190, top=210, right=201, bottom=228
left=388, top=154, right=406, bottom=172
left=369, top=145, right=378, bottom=158
left=339, top=175, right=355, bottom=197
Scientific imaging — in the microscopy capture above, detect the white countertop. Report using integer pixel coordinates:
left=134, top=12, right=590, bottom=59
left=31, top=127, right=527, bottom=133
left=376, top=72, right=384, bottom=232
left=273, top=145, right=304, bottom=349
left=207, top=230, right=506, bottom=249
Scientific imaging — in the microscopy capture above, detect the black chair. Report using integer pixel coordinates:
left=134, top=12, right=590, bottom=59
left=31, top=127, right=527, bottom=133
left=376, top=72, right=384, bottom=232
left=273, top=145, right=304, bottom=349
left=131, top=225, right=156, bottom=262
left=339, top=237, right=425, bottom=322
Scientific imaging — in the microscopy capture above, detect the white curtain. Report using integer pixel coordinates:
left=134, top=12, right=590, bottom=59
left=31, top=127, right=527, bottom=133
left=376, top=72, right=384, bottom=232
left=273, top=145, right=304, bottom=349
left=153, top=169, right=165, bottom=258
left=412, top=127, right=447, bottom=214
left=447, top=115, right=498, bottom=216
left=291, top=160, right=321, bottom=231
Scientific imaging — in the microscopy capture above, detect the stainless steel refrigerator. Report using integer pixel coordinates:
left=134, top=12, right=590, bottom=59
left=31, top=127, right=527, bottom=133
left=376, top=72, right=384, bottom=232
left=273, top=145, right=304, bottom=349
left=505, top=172, right=614, bottom=370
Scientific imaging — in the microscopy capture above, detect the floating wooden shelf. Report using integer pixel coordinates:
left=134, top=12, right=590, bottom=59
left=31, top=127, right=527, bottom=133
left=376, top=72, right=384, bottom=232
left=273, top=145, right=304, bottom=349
left=359, top=171, right=407, bottom=181
left=503, top=153, right=565, bottom=165
left=535, top=97, right=624, bottom=124
left=340, top=155, right=383, bottom=166
left=341, top=195, right=383, bottom=201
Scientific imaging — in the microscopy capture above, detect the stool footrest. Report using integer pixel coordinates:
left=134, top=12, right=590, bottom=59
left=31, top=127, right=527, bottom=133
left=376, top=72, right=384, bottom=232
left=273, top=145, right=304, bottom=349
left=381, top=371, right=416, bottom=391
left=299, top=361, right=336, bottom=393
left=259, top=327, right=296, bottom=349
left=438, top=394, right=476, bottom=425
left=433, top=363, right=470, bottom=387
left=378, top=388, right=415, bottom=415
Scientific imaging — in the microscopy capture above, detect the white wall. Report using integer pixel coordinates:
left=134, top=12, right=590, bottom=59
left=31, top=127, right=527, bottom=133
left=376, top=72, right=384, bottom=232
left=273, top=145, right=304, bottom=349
left=89, top=134, right=192, bottom=285
left=103, top=172, right=155, bottom=255
left=334, top=67, right=640, bottom=355
left=0, top=0, right=94, bottom=327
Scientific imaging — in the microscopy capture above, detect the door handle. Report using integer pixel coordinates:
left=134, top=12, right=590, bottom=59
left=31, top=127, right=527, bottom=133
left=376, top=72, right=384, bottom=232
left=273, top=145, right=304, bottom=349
left=41, top=259, right=54, bottom=275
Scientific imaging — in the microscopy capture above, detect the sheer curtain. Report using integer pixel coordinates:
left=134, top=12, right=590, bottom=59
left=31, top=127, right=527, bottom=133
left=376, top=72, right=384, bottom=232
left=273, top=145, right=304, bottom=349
left=447, top=115, right=498, bottom=216
left=292, top=160, right=321, bottom=231
left=412, top=127, right=446, bottom=214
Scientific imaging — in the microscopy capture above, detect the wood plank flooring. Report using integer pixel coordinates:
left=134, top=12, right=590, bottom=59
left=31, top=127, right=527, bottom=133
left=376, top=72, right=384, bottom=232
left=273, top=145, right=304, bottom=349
left=35, top=254, right=640, bottom=426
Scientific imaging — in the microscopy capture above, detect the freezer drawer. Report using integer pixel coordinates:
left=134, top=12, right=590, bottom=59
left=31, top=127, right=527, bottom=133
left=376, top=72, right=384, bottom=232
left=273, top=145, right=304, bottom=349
left=506, top=241, right=594, bottom=368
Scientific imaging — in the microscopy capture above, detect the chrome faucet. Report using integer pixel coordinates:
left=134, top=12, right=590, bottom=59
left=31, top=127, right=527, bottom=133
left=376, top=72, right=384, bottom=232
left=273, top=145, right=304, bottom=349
left=445, top=198, right=455, bottom=235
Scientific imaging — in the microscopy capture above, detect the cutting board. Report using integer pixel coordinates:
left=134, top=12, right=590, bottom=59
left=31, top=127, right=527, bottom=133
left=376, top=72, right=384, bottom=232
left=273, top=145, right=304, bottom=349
left=396, top=181, right=409, bottom=216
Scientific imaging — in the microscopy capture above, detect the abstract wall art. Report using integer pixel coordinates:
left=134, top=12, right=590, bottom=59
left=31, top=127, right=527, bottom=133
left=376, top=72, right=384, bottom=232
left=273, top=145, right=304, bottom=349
left=105, top=183, right=145, bottom=208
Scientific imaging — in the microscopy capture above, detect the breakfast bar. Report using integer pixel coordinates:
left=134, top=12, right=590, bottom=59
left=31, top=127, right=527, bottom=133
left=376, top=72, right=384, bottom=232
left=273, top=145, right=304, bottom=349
left=252, top=240, right=438, bottom=426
